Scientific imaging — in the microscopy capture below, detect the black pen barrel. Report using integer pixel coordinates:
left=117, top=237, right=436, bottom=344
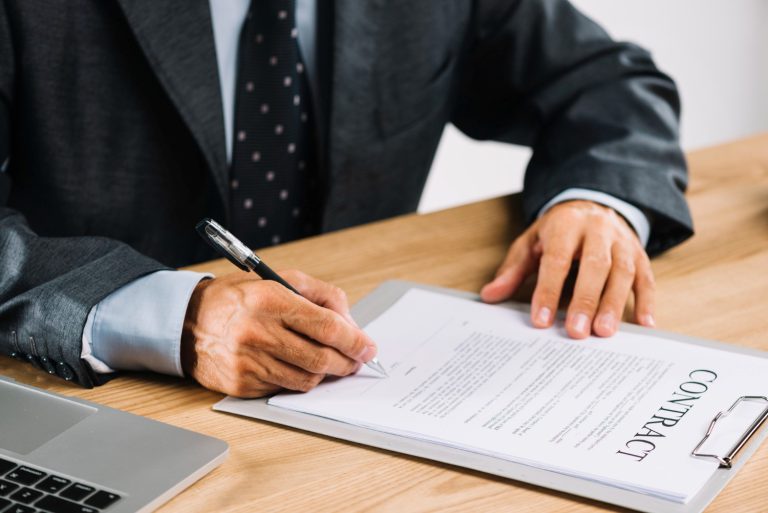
left=252, top=260, right=301, bottom=296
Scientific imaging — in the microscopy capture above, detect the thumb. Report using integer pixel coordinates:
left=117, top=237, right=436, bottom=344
left=481, top=240, right=538, bottom=303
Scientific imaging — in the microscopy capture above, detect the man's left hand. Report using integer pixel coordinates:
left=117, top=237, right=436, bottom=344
left=480, top=200, right=656, bottom=338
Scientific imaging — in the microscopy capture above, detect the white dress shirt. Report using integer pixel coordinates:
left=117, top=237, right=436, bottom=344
left=81, top=0, right=650, bottom=376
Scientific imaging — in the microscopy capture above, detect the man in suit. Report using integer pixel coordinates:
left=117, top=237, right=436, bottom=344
left=0, top=0, right=692, bottom=397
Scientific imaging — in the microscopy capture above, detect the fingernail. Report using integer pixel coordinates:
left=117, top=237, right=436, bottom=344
left=596, top=313, right=616, bottom=334
left=572, top=313, right=590, bottom=336
left=535, top=307, right=552, bottom=326
left=360, top=345, right=377, bottom=362
left=641, top=314, right=656, bottom=328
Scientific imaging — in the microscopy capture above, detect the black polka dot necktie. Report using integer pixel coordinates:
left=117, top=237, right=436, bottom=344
left=229, top=0, right=317, bottom=248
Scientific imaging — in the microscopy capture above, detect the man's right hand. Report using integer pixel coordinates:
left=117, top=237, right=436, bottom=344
left=180, top=270, right=377, bottom=398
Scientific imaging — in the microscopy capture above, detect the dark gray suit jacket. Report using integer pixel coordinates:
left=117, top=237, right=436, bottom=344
left=0, top=0, right=692, bottom=387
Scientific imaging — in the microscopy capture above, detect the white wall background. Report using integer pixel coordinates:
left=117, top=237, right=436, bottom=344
left=419, top=0, right=768, bottom=213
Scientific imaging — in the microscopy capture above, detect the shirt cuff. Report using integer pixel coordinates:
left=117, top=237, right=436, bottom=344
left=537, top=188, right=651, bottom=248
left=80, top=270, right=212, bottom=377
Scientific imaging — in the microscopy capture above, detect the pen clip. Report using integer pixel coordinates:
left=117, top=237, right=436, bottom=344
left=195, top=218, right=252, bottom=272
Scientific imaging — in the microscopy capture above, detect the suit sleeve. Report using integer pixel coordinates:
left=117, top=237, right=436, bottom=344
left=0, top=5, right=167, bottom=387
left=452, top=0, right=693, bottom=255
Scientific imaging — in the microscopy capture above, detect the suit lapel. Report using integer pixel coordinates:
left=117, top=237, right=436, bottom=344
left=115, top=0, right=229, bottom=208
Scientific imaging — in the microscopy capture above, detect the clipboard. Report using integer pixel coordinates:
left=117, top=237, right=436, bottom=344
left=214, top=280, right=768, bottom=513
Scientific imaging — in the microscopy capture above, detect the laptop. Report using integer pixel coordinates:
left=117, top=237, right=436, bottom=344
left=0, top=377, right=228, bottom=513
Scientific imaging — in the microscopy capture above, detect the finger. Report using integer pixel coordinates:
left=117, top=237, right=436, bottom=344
left=281, top=297, right=377, bottom=363
left=227, top=381, right=282, bottom=399
left=530, top=226, right=581, bottom=329
left=280, top=270, right=357, bottom=326
left=565, top=232, right=613, bottom=339
left=633, top=253, right=656, bottom=327
left=248, top=353, right=325, bottom=393
left=592, top=243, right=636, bottom=337
left=224, top=351, right=323, bottom=398
left=481, top=232, right=539, bottom=303
left=265, top=328, right=359, bottom=377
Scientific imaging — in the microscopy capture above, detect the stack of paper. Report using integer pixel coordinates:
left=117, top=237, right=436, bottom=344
left=264, top=290, right=768, bottom=503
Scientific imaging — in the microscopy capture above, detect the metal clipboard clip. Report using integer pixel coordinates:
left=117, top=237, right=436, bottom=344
left=691, top=396, right=768, bottom=468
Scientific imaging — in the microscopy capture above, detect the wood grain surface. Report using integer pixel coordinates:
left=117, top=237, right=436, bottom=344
left=2, top=134, right=767, bottom=512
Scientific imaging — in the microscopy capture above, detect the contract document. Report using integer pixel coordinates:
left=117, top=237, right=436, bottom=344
left=258, top=290, right=768, bottom=503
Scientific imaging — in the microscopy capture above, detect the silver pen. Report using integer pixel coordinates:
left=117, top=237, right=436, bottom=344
left=195, top=218, right=388, bottom=377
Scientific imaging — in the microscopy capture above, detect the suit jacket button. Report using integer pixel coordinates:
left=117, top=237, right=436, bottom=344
left=39, top=356, right=57, bottom=375
left=24, top=353, right=42, bottom=369
left=55, top=361, right=75, bottom=381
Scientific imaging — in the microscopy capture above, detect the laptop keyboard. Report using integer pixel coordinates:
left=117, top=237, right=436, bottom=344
left=0, top=458, right=121, bottom=513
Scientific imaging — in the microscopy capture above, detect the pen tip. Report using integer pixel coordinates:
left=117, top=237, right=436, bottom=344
left=367, top=358, right=389, bottom=378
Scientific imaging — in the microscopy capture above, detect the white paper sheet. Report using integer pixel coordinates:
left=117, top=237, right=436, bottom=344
left=229, top=289, right=768, bottom=503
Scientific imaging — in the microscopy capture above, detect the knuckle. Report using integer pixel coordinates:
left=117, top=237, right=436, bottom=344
left=221, top=283, right=247, bottom=305
left=263, top=365, right=287, bottom=388
left=574, top=294, right=600, bottom=313
left=351, top=333, right=368, bottom=358
left=639, top=271, right=656, bottom=291
left=309, top=349, right=332, bottom=374
left=332, top=285, right=348, bottom=303
left=635, top=259, right=655, bottom=285
left=297, top=373, right=323, bottom=392
left=254, top=280, right=286, bottom=309
left=598, top=301, right=622, bottom=317
left=310, top=373, right=324, bottom=387
left=280, top=269, right=302, bottom=280
left=246, top=289, right=267, bottom=312
left=534, top=288, right=560, bottom=307
left=638, top=255, right=653, bottom=274
left=263, top=279, right=286, bottom=294
left=613, top=256, right=636, bottom=275
left=343, top=360, right=359, bottom=376
left=542, top=251, right=572, bottom=271
left=318, top=314, right=343, bottom=341
left=250, top=384, right=278, bottom=399
left=582, top=252, right=611, bottom=269
left=287, top=269, right=308, bottom=288
left=591, top=211, right=611, bottom=228
left=278, top=341, right=303, bottom=364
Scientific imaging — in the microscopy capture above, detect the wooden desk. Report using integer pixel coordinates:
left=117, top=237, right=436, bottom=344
left=2, top=134, right=768, bottom=512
